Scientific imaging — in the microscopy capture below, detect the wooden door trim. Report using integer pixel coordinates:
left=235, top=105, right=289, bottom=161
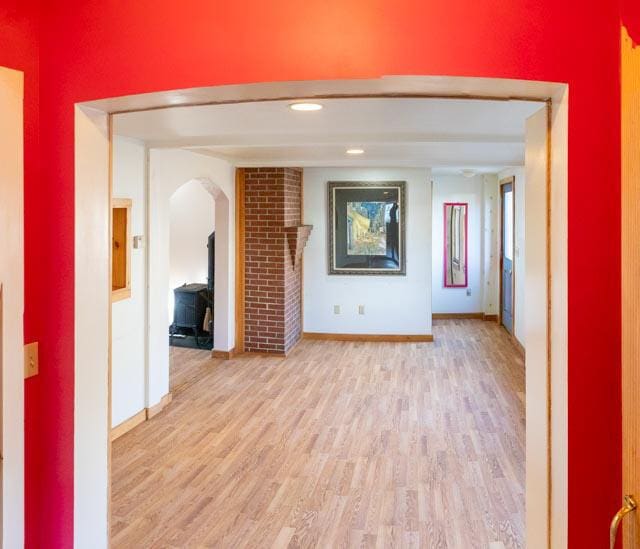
left=107, top=114, right=114, bottom=541
left=621, top=26, right=640, bottom=547
left=235, top=168, right=246, bottom=353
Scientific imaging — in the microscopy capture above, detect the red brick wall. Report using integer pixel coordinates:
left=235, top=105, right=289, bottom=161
left=243, top=168, right=303, bottom=354
left=283, top=170, right=303, bottom=351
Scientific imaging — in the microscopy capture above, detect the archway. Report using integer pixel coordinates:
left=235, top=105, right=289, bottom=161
left=147, top=152, right=234, bottom=410
left=168, top=178, right=217, bottom=350
left=74, top=77, right=567, bottom=548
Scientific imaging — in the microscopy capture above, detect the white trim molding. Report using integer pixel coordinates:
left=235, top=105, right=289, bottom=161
left=0, top=66, right=25, bottom=549
left=74, top=77, right=568, bottom=549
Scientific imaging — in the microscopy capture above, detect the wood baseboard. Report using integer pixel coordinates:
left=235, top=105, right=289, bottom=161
left=240, top=349, right=288, bottom=358
left=110, top=392, right=173, bottom=441
left=146, top=393, right=172, bottom=420
left=432, top=313, right=500, bottom=322
left=303, top=332, right=434, bottom=342
left=110, top=409, right=146, bottom=441
left=432, top=312, right=484, bottom=320
left=111, top=287, right=132, bottom=303
left=212, top=347, right=237, bottom=360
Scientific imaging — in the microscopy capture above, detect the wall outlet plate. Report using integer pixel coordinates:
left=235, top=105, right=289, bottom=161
left=24, top=342, right=39, bottom=379
left=333, top=305, right=341, bottom=314
left=358, top=305, right=365, bottom=315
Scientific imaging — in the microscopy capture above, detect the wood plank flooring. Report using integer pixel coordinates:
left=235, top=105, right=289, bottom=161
left=111, top=320, right=525, bottom=548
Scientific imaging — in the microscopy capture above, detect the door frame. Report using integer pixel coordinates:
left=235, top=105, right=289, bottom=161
left=499, top=175, right=516, bottom=335
left=0, top=66, right=25, bottom=549
left=74, top=77, right=568, bottom=548
left=621, top=26, right=640, bottom=547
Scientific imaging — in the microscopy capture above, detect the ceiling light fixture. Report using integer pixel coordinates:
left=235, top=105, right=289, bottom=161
left=346, top=148, right=365, bottom=155
left=289, top=102, right=323, bottom=111
left=461, top=169, right=477, bottom=178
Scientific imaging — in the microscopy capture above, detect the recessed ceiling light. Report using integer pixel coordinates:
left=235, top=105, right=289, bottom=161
left=346, top=148, right=365, bottom=155
left=289, top=102, right=323, bottom=111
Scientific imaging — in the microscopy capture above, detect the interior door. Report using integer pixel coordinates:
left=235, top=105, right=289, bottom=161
left=620, top=26, right=640, bottom=549
left=500, top=179, right=514, bottom=334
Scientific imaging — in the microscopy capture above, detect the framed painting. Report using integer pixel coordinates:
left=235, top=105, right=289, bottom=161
left=328, top=181, right=406, bottom=275
left=443, top=202, right=468, bottom=287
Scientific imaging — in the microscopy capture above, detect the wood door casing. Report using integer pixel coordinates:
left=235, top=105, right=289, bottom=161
left=235, top=168, right=245, bottom=353
left=622, top=26, right=640, bottom=548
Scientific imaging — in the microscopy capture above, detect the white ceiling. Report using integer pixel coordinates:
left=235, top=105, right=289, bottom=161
left=113, top=97, right=543, bottom=174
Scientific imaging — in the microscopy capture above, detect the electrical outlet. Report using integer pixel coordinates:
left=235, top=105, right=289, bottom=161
left=334, top=305, right=341, bottom=314
left=358, top=305, right=365, bottom=315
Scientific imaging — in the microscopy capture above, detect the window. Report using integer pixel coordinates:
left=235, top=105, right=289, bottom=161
left=503, top=190, right=514, bottom=261
left=112, top=198, right=132, bottom=302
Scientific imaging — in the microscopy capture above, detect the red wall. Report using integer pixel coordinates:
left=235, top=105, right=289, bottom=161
left=624, top=0, right=640, bottom=44
left=2, top=1, right=628, bottom=547
left=0, top=3, right=42, bottom=547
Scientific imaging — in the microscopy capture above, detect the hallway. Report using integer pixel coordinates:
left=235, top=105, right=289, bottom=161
left=111, top=320, right=524, bottom=548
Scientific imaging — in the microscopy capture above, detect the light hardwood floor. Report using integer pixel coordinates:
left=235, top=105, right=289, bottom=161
left=111, top=320, right=525, bottom=548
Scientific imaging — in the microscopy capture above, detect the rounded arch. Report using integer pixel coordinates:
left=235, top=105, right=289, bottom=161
left=166, top=174, right=231, bottom=350
left=168, top=178, right=217, bottom=319
left=169, top=176, right=227, bottom=201
left=147, top=151, right=235, bottom=411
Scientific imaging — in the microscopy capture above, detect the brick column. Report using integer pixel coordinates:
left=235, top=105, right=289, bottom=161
left=243, top=168, right=303, bottom=354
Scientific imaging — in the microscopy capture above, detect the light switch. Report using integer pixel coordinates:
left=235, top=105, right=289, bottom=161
left=133, top=235, right=145, bottom=249
left=24, top=342, right=39, bottom=379
left=358, top=305, right=365, bottom=315
left=334, top=305, right=341, bottom=314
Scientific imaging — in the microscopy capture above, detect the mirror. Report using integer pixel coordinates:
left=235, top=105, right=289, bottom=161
left=443, top=202, right=468, bottom=287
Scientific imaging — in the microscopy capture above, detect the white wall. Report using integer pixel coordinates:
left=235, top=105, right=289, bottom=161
left=432, top=175, right=483, bottom=313
left=549, top=87, right=569, bottom=549
left=499, top=166, right=525, bottom=345
left=482, top=174, right=500, bottom=316
left=303, top=167, right=432, bottom=336
left=432, top=169, right=525, bottom=344
left=75, top=106, right=110, bottom=549
left=149, top=149, right=235, bottom=405
left=0, top=66, right=24, bottom=549
left=108, top=145, right=233, bottom=424
left=169, top=179, right=215, bottom=318
left=524, top=102, right=550, bottom=549
left=111, top=137, right=146, bottom=426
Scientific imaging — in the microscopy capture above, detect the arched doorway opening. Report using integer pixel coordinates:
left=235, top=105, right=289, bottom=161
left=168, top=178, right=217, bottom=350
left=109, top=143, right=234, bottom=436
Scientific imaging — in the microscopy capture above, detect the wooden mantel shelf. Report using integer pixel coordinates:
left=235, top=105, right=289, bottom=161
left=283, top=225, right=313, bottom=268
